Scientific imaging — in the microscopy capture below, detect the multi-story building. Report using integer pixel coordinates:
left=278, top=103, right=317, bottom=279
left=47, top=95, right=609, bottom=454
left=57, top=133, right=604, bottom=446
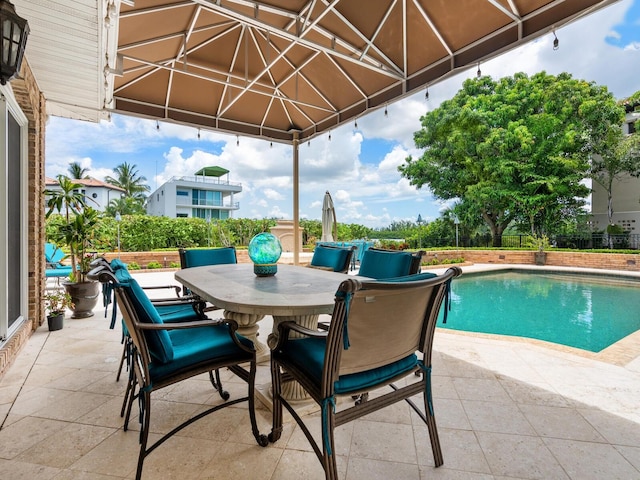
left=45, top=177, right=126, bottom=213
left=590, top=103, right=640, bottom=233
left=146, top=166, right=241, bottom=220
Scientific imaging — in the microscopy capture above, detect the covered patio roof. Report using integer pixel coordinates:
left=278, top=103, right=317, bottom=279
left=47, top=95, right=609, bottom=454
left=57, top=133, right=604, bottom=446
left=110, top=0, right=620, bottom=144
left=16, top=0, right=621, bottom=139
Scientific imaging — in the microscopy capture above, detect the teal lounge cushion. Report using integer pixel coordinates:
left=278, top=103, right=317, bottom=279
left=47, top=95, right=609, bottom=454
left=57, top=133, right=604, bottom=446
left=45, top=266, right=73, bottom=277
left=280, top=337, right=418, bottom=394
left=45, top=243, right=67, bottom=264
left=310, top=246, right=350, bottom=272
left=358, top=250, right=414, bottom=279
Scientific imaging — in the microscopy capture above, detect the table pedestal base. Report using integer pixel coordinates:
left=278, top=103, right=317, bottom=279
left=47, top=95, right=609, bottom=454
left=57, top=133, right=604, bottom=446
left=223, top=311, right=269, bottom=363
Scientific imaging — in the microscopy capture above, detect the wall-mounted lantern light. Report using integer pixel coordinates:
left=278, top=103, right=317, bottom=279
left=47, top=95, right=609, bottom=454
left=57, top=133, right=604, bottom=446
left=0, top=0, right=29, bottom=85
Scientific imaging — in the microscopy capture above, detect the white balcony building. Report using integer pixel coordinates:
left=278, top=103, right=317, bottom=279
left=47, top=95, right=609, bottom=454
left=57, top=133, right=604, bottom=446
left=146, top=166, right=241, bottom=220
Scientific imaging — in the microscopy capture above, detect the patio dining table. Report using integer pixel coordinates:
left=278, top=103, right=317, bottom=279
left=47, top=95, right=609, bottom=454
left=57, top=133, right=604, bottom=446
left=175, top=263, right=357, bottom=401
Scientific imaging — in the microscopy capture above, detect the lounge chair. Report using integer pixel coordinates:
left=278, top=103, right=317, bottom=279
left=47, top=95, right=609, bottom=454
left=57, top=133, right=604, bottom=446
left=44, top=242, right=73, bottom=283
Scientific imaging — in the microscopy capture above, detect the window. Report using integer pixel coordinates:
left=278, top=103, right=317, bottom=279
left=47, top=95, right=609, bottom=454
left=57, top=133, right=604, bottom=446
left=176, top=190, right=189, bottom=196
left=192, top=189, right=222, bottom=206
left=176, top=213, right=188, bottom=218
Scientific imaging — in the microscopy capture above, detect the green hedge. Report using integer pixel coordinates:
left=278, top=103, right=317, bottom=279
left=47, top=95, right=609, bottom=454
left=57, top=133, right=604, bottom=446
left=45, top=215, right=375, bottom=253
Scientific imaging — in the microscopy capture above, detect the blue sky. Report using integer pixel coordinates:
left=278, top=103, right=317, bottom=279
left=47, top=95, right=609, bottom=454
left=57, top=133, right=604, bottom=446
left=46, top=0, right=640, bottom=229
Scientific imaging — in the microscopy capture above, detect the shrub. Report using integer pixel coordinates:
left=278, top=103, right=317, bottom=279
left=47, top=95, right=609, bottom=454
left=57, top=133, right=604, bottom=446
left=169, top=261, right=180, bottom=268
left=146, top=261, right=162, bottom=269
left=128, top=261, right=141, bottom=270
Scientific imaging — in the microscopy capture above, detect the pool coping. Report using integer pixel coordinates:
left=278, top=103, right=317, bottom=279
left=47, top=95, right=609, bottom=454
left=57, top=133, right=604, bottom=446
left=433, top=263, right=640, bottom=368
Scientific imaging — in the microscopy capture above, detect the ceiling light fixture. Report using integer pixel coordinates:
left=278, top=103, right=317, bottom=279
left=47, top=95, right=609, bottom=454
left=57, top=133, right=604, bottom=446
left=476, top=63, right=481, bottom=78
left=553, top=31, right=559, bottom=50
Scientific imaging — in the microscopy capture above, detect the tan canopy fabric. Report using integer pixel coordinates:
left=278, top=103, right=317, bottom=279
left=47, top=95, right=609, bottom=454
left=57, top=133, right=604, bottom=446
left=113, top=0, right=619, bottom=144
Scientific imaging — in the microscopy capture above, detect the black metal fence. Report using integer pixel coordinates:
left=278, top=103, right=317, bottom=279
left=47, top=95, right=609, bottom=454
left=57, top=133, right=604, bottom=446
left=446, top=234, right=640, bottom=250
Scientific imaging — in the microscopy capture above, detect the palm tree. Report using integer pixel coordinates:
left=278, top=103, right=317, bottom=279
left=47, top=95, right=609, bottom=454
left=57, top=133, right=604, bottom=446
left=44, top=175, right=89, bottom=222
left=68, top=162, right=90, bottom=179
left=104, top=162, right=150, bottom=199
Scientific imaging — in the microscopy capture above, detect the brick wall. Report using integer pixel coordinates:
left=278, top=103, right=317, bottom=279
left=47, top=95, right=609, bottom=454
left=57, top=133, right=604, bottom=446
left=423, top=249, right=639, bottom=272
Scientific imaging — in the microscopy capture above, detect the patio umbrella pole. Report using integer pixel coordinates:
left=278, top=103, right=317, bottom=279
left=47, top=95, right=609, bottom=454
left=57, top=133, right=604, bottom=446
left=292, top=131, right=300, bottom=266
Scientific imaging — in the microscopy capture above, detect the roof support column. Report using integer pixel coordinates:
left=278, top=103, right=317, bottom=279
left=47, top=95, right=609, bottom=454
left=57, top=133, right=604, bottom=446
left=292, top=131, right=300, bottom=266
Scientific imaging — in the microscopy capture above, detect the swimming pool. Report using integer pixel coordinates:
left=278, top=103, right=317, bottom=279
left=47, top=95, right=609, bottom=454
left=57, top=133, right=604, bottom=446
left=437, top=270, right=640, bottom=352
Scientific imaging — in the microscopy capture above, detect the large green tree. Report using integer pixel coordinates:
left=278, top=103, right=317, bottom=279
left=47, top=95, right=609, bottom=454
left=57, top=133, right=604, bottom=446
left=399, top=72, right=622, bottom=246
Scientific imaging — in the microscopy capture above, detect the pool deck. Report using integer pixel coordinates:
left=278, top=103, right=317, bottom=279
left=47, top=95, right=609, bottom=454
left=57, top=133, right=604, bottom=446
left=0, top=264, right=639, bottom=479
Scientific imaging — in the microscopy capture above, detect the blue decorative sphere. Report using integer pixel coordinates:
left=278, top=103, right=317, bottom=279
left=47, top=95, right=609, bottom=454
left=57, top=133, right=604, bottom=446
left=248, top=233, right=282, bottom=276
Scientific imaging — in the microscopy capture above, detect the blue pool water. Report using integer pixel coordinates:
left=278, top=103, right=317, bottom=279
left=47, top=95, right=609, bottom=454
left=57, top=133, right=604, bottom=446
left=437, top=271, right=640, bottom=352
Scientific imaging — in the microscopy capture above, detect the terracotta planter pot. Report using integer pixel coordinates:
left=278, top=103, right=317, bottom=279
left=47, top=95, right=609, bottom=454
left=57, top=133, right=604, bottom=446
left=47, top=313, right=64, bottom=331
left=64, top=281, right=100, bottom=318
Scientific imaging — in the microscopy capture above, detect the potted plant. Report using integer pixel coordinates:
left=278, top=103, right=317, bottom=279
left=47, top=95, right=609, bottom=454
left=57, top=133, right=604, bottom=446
left=45, top=176, right=101, bottom=318
left=527, top=234, right=550, bottom=265
left=43, top=290, right=74, bottom=331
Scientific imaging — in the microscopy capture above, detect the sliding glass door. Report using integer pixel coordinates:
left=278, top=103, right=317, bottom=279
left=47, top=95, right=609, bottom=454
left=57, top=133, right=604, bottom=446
left=0, top=93, right=28, bottom=341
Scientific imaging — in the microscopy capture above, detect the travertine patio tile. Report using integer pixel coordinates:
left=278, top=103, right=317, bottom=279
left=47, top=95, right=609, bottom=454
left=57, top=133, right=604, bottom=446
left=0, top=267, right=638, bottom=480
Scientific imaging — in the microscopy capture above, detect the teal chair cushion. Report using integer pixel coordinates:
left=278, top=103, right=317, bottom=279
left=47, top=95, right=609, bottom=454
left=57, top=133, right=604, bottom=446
left=378, top=272, right=437, bottom=282
left=281, top=337, right=418, bottom=394
left=110, top=258, right=128, bottom=271
left=182, top=247, right=237, bottom=267
left=150, top=324, right=253, bottom=380
left=114, top=266, right=133, bottom=283
left=155, top=303, right=200, bottom=323
left=126, top=278, right=174, bottom=364
left=310, top=246, right=350, bottom=272
left=358, top=250, right=414, bottom=279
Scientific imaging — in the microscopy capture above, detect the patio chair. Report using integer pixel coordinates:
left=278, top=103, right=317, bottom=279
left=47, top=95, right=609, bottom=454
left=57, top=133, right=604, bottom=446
left=268, top=268, right=461, bottom=479
left=309, top=244, right=356, bottom=273
left=357, top=247, right=425, bottom=279
left=91, top=268, right=268, bottom=480
left=89, top=259, right=231, bottom=407
left=178, top=246, right=237, bottom=298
